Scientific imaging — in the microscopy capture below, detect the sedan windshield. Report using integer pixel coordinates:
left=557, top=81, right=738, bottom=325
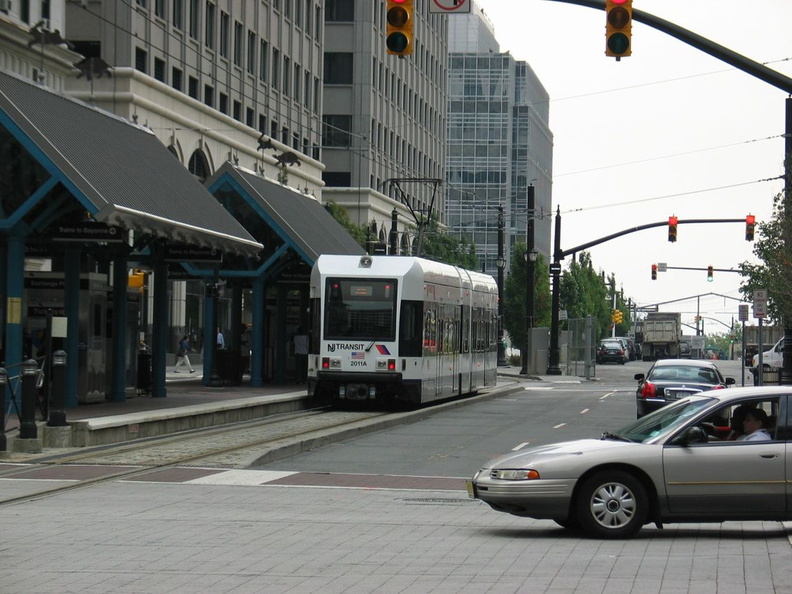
left=611, top=396, right=716, bottom=443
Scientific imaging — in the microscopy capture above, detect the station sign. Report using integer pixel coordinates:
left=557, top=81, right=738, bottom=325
left=163, top=245, right=223, bottom=263
left=52, top=222, right=125, bottom=243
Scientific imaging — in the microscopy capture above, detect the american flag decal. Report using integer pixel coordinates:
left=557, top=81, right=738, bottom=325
left=351, top=352, right=365, bottom=360
left=375, top=345, right=391, bottom=355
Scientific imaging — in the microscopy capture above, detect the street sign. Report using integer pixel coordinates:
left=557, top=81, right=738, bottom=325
left=738, top=304, right=749, bottom=322
left=753, top=289, right=768, bottom=302
left=429, top=0, right=471, bottom=14
left=657, top=262, right=667, bottom=272
left=753, top=302, right=767, bottom=318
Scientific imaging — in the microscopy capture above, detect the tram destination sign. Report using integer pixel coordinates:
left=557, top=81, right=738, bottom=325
left=52, top=222, right=125, bottom=243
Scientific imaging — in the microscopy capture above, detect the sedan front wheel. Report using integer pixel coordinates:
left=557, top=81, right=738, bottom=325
left=575, top=470, right=648, bottom=539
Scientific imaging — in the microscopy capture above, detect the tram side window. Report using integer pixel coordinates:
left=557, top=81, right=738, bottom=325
left=399, top=300, right=423, bottom=357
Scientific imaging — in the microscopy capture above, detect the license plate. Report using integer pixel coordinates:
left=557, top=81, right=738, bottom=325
left=465, top=480, right=476, bottom=498
left=667, top=389, right=694, bottom=400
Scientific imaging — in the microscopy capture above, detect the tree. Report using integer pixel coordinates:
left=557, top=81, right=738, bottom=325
left=740, top=192, right=792, bottom=325
left=559, top=252, right=613, bottom=339
left=503, top=242, right=551, bottom=351
left=418, top=218, right=479, bottom=270
left=325, top=201, right=368, bottom=249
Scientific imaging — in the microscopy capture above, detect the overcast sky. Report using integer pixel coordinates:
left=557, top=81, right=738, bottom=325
left=473, top=0, right=791, bottom=337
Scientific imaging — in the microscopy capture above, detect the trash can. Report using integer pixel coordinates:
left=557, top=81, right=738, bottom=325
left=752, top=366, right=781, bottom=386
left=137, top=352, right=152, bottom=394
left=217, top=349, right=242, bottom=386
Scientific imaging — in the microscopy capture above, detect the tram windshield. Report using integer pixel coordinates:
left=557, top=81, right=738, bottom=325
left=325, top=278, right=397, bottom=341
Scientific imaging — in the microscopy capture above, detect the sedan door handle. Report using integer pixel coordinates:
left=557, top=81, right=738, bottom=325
left=760, top=453, right=779, bottom=459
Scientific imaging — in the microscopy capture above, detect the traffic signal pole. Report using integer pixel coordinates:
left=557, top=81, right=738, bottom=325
left=543, top=0, right=792, bottom=382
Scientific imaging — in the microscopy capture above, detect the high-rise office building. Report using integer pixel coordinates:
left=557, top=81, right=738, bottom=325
left=322, top=0, right=449, bottom=253
left=446, top=2, right=553, bottom=275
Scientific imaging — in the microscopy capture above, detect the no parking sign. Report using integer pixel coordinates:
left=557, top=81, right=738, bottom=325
left=429, top=0, right=471, bottom=14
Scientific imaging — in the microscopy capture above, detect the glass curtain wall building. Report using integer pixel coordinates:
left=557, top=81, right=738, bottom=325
left=446, top=2, right=552, bottom=276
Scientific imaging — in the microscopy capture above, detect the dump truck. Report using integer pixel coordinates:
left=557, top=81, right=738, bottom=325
left=743, top=325, right=784, bottom=367
left=639, top=312, right=682, bottom=361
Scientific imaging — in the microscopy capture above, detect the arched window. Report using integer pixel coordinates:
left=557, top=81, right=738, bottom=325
left=188, top=149, right=210, bottom=182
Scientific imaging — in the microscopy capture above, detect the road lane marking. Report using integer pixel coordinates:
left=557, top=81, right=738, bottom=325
left=581, top=408, right=590, bottom=414
left=599, top=391, right=616, bottom=400
left=553, top=423, right=567, bottom=429
left=512, top=442, right=531, bottom=451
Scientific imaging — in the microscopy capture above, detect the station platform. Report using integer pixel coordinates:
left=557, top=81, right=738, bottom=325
left=1, top=365, right=539, bottom=458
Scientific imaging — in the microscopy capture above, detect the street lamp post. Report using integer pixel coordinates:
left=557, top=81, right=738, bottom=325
left=520, top=248, right=538, bottom=374
left=547, top=207, right=563, bottom=375
left=496, top=207, right=506, bottom=366
left=520, top=186, right=536, bottom=375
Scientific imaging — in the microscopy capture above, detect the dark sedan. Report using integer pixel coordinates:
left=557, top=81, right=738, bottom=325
left=635, top=359, right=735, bottom=417
left=596, top=339, right=629, bottom=365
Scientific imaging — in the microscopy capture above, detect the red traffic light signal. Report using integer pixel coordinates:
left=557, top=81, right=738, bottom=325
left=605, top=0, right=632, bottom=59
left=386, top=0, right=414, bottom=56
left=651, top=264, right=657, bottom=280
left=668, top=215, right=678, bottom=242
left=746, top=214, right=755, bottom=241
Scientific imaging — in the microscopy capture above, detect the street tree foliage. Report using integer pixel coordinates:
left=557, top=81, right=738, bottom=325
left=417, top=218, right=479, bottom=270
left=503, top=242, right=551, bottom=351
left=559, top=252, right=622, bottom=340
left=740, top=191, right=792, bottom=325
left=325, top=201, right=369, bottom=249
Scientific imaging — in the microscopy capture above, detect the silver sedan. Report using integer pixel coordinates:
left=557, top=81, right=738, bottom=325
left=468, top=386, right=789, bottom=538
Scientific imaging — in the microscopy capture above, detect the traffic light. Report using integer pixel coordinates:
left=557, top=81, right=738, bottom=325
left=707, top=265, right=714, bottom=282
left=386, top=0, right=413, bottom=56
left=651, top=264, right=657, bottom=280
left=746, top=214, right=755, bottom=241
left=668, top=215, right=678, bottom=242
left=615, top=310, right=623, bottom=324
left=605, top=0, right=632, bottom=59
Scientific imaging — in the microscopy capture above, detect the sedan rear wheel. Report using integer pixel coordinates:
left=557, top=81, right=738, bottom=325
left=575, top=470, right=647, bottom=539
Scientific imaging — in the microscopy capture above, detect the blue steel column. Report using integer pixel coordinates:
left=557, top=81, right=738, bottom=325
left=64, top=248, right=80, bottom=407
left=5, top=234, right=25, bottom=409
left=151, top=256, right=168, bottom=397
left=110, top=256, right=128, bottom=401
left=250, top=277, right=265, bottom=387
left=202, top=282, right=216, bottom=386
left=275, top=284, right=287, bottom=384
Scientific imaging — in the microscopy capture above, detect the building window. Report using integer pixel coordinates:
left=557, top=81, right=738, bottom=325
left=154, top=57, right=165, bottom=82
left=293, top=63, right=300, bottom=102
left=233, top=100, right=241, bottom=121
left=258, top=114, right=266, bottom=133
left=272, top=49, right=280, bottom=90
left=219, top=11, right=229, bottom=58
left=205, top=2, right=215, bottom=49
left=283, top=57, right=290, bottom=96
left=188, top=149, right=210, bottom=182
left=173, top=0, right=184, bottom=30
left=246, top=108, right=254, bottom=127
left=204, top=84, right=214, bottom=107
left=188, top=76, right=198, bottom=98
left=323, top=172, right=352, bottom=187
left=172, top=67, right=183, bottom=91
left=233, top=21, right=243, bottom=66
left=189, top=0, right=199, bottom=39
left=322, top=115, right=351, bottom=148
left=304, top=71, right=310, bottom=108
left=326, top=0, right=353, bottom=22
left=259, top=40, right=268, bottom=82
left=247, top=31, right=256, bottom=74
left=323, top=53, right=352, bottom=84
left=155, top=0, right=166, bottom=18
left=135, top=47, right=147, bottom=74
left=219, top=92, right=228, bottom=113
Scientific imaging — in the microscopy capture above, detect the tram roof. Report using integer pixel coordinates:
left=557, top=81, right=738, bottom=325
left=0, top=70, right=262, bottom=256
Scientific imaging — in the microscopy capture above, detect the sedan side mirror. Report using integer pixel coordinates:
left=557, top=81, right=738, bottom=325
left=674, top=425, right=709, bottom=446
left=634, top=373, right=645, bottom=381
left=725, top=377, right=736, bottom=385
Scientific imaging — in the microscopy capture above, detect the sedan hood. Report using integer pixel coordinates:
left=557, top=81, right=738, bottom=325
left=482, top=438, right=633, bottom=469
